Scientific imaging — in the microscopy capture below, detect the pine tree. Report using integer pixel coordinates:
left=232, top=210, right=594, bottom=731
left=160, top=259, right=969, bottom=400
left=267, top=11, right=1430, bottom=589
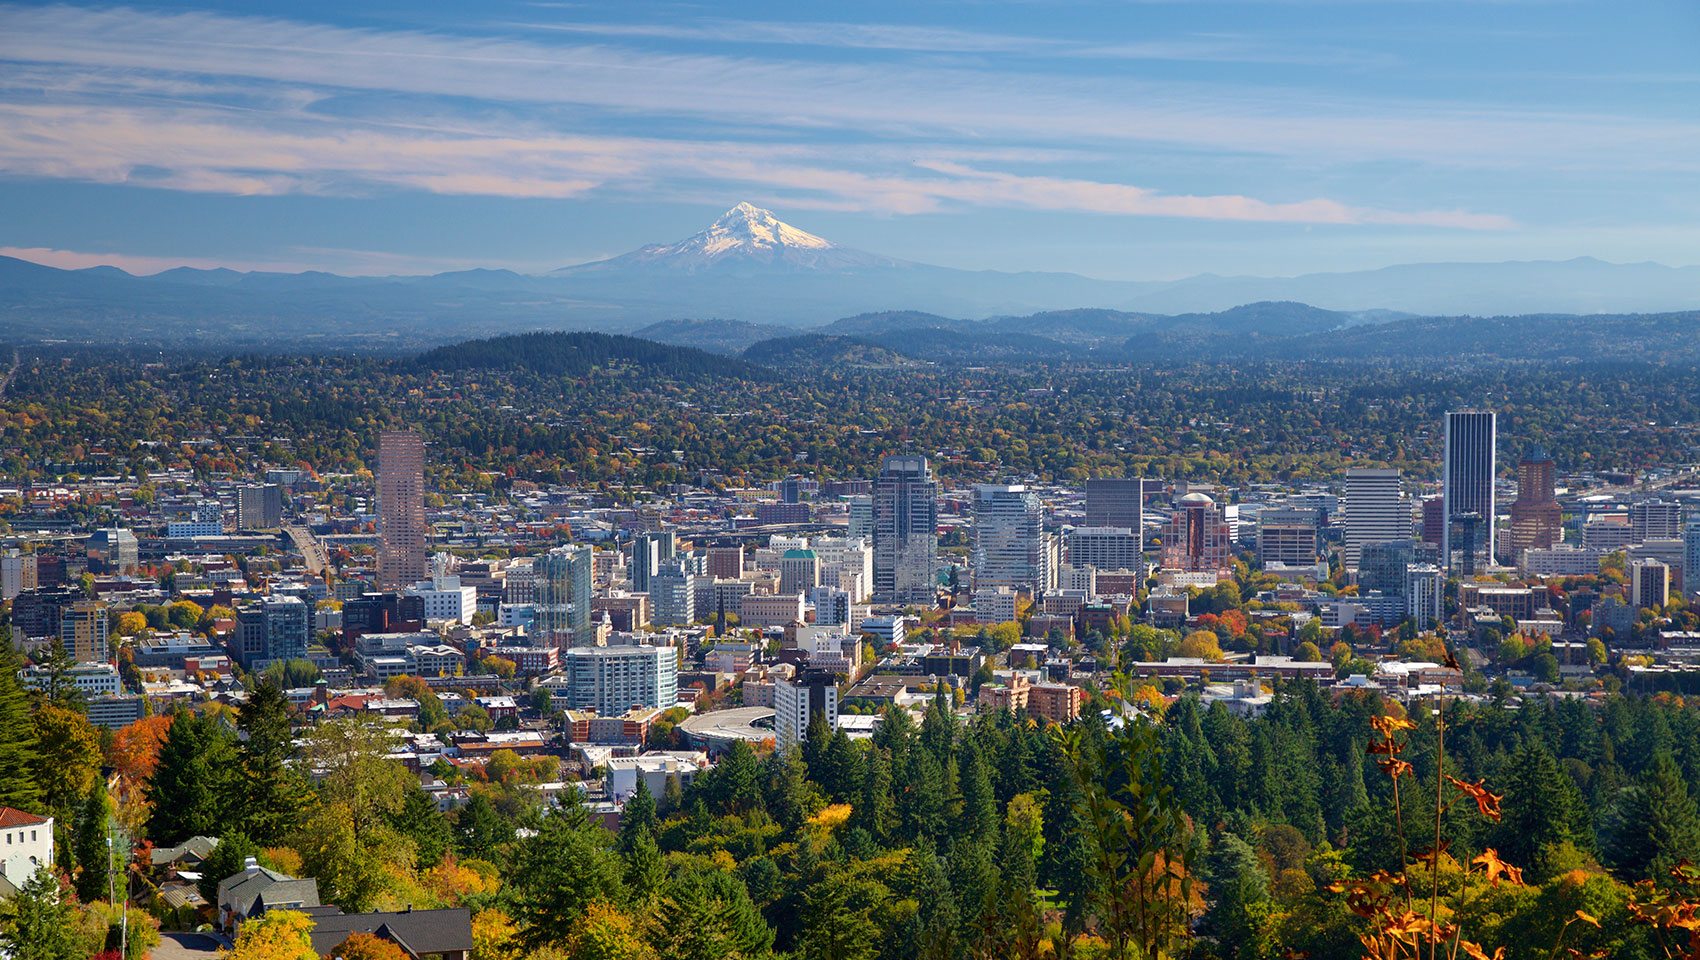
left=1199, top=832, right=1270, bottom=960
left=389, top=786, right=451, bottom=869
left=509, top=796, right=627, bottom=950
left=71, top=778, right=114, bottom=905
left=1491, top=741, right=1585, bottom=876
left=617, top=779, right=658, bottom=855
left=0, top=642, right=43, bottom=813
left=956, top=737, right=998, bottom=844
left=1604, top=751, right=1700, bottom=882
left=197, top=832, right=258, bottom=906
left=145, top=711, right=237, bottom=845
left=852, top=747, right=894, bottom=844
left=655, top=868, right=774, bottom=960
left=232, top=680, right=307, bottom=844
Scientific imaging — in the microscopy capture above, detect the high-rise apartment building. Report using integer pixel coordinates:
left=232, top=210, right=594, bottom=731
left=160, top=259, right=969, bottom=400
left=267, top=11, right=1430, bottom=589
left=649, top=560, right=697, bottom=627
left=1504, top=447, right=1561, bottom=563
left=1343, top=469, right=1407, bottom=567
left=1358, top=539, right=1442, bottom=596
left=1631, top=559, right=1670, bottom=611
left=1443, top=411, right=1497, bottom=571
left=1256, top=507, right=1321, bottom=567
left=236, top=483, right=283, bottom=530
left=535, top=545, right=594, bottom=646
left=873, top=455, right=939, bottom=604
left=1084, top=478, right=1143, bottom=534
left=0, top=551, right=37, bottom=601
left=232, top=594, right=309, bottom=669
left=774, top=669, right=839, bottom=747
left=1159, top=493, right=1232, bottom=578
left=563, top=645, right=679, bottom=715
left=706, top=545, right=745, bottom=580
left=1404, top=563, right=1444, bottom=627
left=971, top=484, right=1046, bottom=591
left=378, top=430, right=428, bottom=590
left=1065, top=526, right=1144, bottom=573
left=60, top=600, right=109, bottom=663
left=1631, top=500, right=1684, bottom=543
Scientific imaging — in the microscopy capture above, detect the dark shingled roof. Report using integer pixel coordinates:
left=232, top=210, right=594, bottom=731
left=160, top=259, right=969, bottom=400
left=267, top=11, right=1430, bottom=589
left=307, top=907, right=474, bottom=958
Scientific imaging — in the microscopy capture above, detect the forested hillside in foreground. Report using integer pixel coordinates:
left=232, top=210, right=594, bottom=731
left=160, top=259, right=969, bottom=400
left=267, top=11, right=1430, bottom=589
left=13, top=623, right=1700, bottom=959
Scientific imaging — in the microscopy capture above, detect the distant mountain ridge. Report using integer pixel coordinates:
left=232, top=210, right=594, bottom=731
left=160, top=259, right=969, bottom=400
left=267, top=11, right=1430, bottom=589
left=1, top=203, right=1697, bottom=347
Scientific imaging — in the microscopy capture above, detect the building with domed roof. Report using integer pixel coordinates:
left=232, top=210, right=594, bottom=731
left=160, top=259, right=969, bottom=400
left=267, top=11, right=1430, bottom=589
left=1160, top=493, right=1233, bottom=581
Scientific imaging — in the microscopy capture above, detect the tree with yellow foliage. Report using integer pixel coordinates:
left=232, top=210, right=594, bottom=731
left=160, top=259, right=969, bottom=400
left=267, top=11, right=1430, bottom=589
left=227, top=909, right=317, bottom=960
left=1178, top=630, right=1225, bottom=661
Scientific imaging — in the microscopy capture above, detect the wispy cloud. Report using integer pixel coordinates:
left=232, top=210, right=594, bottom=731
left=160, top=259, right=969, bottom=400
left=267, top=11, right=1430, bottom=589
left=4, top=1, right=1681, bottom=238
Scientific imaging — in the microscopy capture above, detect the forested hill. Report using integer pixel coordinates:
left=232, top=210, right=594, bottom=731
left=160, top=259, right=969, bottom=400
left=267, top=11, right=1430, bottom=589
left=410, top=331, right=765, bottom=380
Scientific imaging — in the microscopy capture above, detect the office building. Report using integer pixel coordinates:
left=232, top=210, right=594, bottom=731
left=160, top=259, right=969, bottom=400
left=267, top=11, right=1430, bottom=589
left=1631, top=559, right=1670, bottom=611
left=563, top=645, right=678, bottom=715
left=628, top=532, right=675, bottom=594
left=1687, top=524, right=1700, bottom=601
left=1159, top=493, right=1232, bottom=579
left=1443, top=411, right=1497, bottom=571
left=0, top=551, right=36, bottom=601
left=86, top=528, right=138, bottom=576
left=60, top=600, right=109, bottom=663
left=1358, top=539, right=1442, bottom=596
left=971, top=484, right=1046, bottom=590
left=649, top=560, right=696, bottom=628
left=1256, top=507, right=1321, bottom=566
left=873, top=455, right=939, bottom=604
left=778, top=549, right=821, bottom=596
left=1343, top=469, right=1407, bottom=568
left=377, top=430, right=428, bottom=590
left=233, top=595, right=309, bottom=669
left=405, top=553, right=477, bottom=625
left=706, top=545, right=745, bottom=580
left=236, top=483, right=284, bottom=530
left=1630, top=540, right=1687, bottom=595
left=1504, top=447, right=1561, bottom=563
left=1405, top=564, right=1444, bottom=627
left=1084, top=477, right=1143, bottom=533
left=1583, top=517, right=1634, bottom=553
left=1631, top=500, right=1684, bottom=543
left=813, top=537, right=874, bottom=602
left=1066, top=526, right=1143, bottom=573
left=535, top=545, right=594, bottom=646
left=774, top=669, right=839, bottom=746
left=847, top=495, right=874, bottom=540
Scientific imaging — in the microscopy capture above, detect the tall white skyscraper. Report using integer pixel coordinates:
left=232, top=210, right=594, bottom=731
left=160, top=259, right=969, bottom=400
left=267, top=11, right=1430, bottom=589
left=1343, top=468, right=1407, bottom=567
left=873, top=455, right=939, bottom=604
left=971, top=484, right=1045, bottom=591
left=1443, top=411, right=1497, bottom=571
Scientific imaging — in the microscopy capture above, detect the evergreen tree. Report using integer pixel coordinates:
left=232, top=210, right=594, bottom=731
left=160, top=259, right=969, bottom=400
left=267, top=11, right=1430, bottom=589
left=820, top=728, right=857, bottom=803
left=145, top=711, right=238, bottom=844
left=1491, top=741, right=1587, bottom=877
left=453, top=793, right=514, bottom=860
left=956, top=736, right=998, bottom=844
left=1604, top=751, right=1700, bottom=882
left=197, top=832, right=258, bottom=907
left=389, top=786, right=451, bottom=869
left=233, top=680, right=308, bottom=844
left=851, top=747, right=894, bottom=844
left=0, top=869, right=81, bottom=960
left=71, top=778, right=115, bottom=905
left=509, top=794, right=627, bottom=949
left=623, top=828, right=666, bottom=905
left=0, top=640, right=42, bottom=813
left=617, top=779, right=658, bottom=855
left=1199, top=832, right=1270, bottom=960
left=654, top=868, right=775, bottom=960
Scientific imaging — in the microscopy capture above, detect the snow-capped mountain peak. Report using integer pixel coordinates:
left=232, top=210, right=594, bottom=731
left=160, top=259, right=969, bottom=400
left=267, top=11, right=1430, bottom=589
left=557, top=203, right=897, bottom=274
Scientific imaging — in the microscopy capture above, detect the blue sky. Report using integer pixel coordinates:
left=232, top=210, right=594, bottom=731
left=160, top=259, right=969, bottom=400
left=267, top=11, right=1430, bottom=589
left=1, top=0, right=1697, bottom=279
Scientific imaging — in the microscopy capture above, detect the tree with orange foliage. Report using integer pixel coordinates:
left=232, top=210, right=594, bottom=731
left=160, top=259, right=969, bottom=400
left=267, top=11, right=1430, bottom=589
left=109, top=714, right=172, bottom=787
left=327, top=932, right=407, bottom=960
